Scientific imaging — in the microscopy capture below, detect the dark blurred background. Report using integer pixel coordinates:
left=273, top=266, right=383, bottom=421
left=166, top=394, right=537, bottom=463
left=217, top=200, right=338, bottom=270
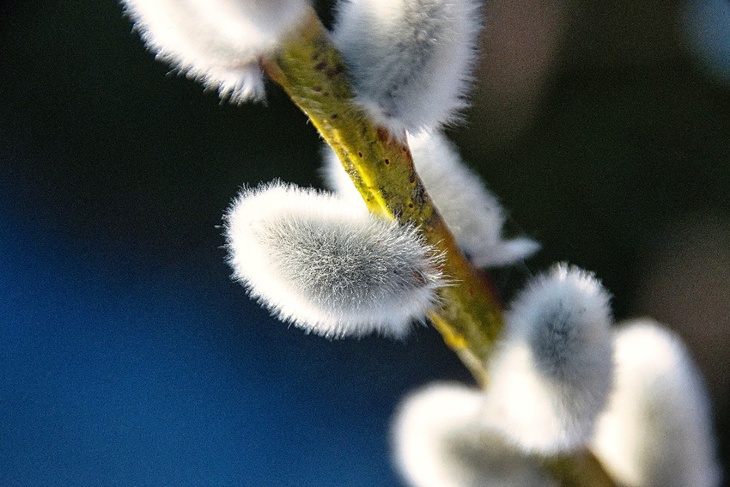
left=1, top=0, right=728, bottom=485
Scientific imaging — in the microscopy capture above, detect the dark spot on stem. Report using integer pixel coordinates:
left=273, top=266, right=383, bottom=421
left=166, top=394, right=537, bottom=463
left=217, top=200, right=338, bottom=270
left=413, top=183, right=427, bottom=207
left=384, top=158, right=390, bottom=165
left=315, top=61, right=328, bottom=71
left=325, top=65, right=344, bottom=79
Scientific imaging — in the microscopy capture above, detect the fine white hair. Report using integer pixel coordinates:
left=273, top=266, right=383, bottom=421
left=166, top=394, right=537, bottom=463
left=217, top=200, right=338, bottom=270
left=224, top=181, right=444, bottom=339
left=332, top=0, right=482, bottom=135
left=391, top=383, right=557, bottom=487
left=121, top=0, right=310, bottom=102
left=591, top=319, right=721, bottom=487
left=321, top=131, right=539, bottom=267
left=483, top=264, right=614, bottom=454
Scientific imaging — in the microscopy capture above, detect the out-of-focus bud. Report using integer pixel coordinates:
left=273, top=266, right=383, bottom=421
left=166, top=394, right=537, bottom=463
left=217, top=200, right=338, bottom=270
left=392, top=383, right=557, bottom=487
left=483, top=264, right=613, bottom=454
left=121, top=0, right=311, bottom=102
left=591, top=319, right=721, bottom=487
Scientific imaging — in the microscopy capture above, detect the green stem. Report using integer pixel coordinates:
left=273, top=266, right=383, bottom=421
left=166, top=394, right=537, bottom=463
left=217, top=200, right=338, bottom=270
left=261, top=9, right=617, bottom=487
left=263, top=9, right=500, bottom=386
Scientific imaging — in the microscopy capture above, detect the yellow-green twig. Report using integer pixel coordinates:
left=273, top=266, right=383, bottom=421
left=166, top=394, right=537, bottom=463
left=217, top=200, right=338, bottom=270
left=261, top=9, right=616, bottom=487
left=263, top=9, right=501, bottom=386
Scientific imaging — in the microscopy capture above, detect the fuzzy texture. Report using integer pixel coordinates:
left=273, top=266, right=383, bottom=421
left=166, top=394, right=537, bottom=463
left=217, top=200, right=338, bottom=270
left=224, top=181, right=444, bottom=338
left=392, top=383, right=557, bottom=487
left=591, top=320, right=721, bottom=487
left=322, top=132, right=539, bottom=267
left=333, top=0, right=482, bottom=135
left=483, top=264, right=613, bottom=454
left=121, top=0, right=310, bottom=102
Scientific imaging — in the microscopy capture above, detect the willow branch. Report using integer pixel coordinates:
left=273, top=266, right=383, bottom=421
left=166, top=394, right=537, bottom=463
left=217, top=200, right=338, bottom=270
left=262, top=9, right=501, bottom=385
left=261, top=9, right=616, bottom=487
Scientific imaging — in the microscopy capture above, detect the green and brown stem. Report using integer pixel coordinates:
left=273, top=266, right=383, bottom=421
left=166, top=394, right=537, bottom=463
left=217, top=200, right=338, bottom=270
left=262, top=9, right=616, bottom=487
left=263, top=9, right=500, bottom=386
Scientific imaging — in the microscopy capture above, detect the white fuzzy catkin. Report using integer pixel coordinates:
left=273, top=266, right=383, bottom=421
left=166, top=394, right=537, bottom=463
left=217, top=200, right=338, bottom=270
left=483, top=264, right=614, bottom=454
left=332, top=0, right=482, bottom=135
left=121, top=0, right=310, bottom=102
left=224, top=181, right=444, bottom=338
left=321, top=132, right=539, bottom=267
left=392, top=383, right=557, bottom=487
left=591, top=320, right=721, bottom=487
